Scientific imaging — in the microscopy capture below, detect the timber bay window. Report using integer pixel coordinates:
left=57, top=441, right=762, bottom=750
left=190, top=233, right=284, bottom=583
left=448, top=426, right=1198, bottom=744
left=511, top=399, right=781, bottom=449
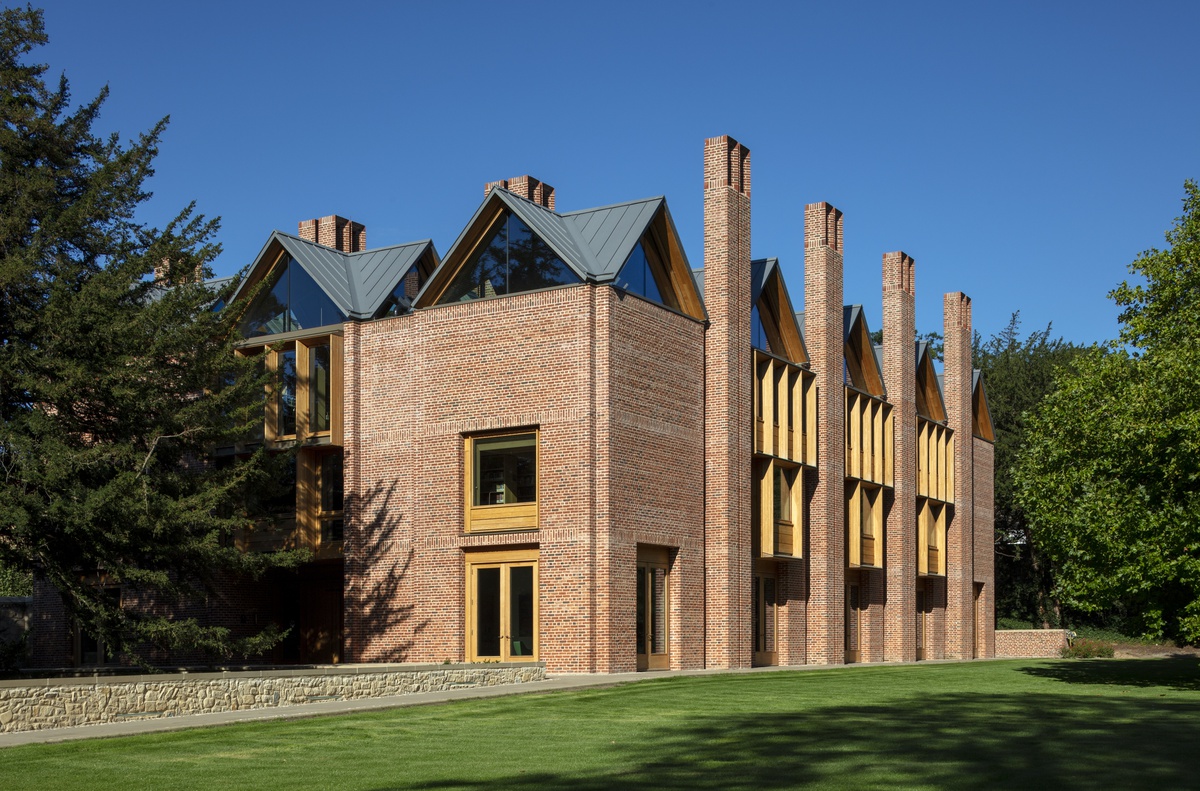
left=466, top=549, right=538, bottom=662
left=242, top=334, right=343, bottom=445
left=757, top=460, right=802, bottom=558
left=465, top=431, right=538, bottom=532
left=847, top=481, right=883, bottom=569
left=917, top=499, right=947, bottom=577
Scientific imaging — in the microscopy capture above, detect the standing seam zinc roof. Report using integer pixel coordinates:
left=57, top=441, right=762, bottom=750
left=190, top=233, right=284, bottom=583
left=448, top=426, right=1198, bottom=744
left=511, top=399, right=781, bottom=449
left=233, top=231, right=436, bottom=320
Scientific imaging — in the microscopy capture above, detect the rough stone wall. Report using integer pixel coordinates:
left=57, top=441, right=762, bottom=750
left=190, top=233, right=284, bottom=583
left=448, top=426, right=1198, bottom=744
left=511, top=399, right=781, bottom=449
left=804, top=202, right=846, bottom=665
left=702, top=135, right=753, bottom=669
left=0, top=664, right=544, bottom=734
left=995, top=630, right=1069, bottom=658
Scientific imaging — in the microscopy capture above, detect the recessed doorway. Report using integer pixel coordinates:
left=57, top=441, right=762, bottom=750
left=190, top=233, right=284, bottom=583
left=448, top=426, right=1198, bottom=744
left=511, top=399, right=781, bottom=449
left=636, top=546, right=670, bottom=671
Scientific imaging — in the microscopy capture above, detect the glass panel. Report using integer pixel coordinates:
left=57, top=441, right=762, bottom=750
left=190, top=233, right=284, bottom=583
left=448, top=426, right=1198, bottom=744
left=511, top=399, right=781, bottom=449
left=80, top=630, right=101, bottom=665
left=505, top=213, right=577, bottom=294
left=476, top=567, right=501, bottom=657
left=474, top=434, right=536, bottom=505
left=320, top=453, right=343, bottom=513
left=441, top=215, right=509, bottom=303
left=375, top=263, right=424, bottom=317
left=277, top=345, right=297, bottom=437
left=614, top=242, right=663, bottom=305
left=240, top=260, right=292, bottom=338
left=764, top=578, right=776, bottom=652
left=651, top=567, right=667, bottom=654
left=752, top=303, right=771, bottom=352
left=636, top=567, right=646, bottom=654
left=321, top=518, right=344, bottom=543
left=509, top=566, right=535, bottom=657
left=774, top=467, right=791, bottom=523
left=288, top=260, right=346, bottom=330
left=310, top=341, right=331, bottom=433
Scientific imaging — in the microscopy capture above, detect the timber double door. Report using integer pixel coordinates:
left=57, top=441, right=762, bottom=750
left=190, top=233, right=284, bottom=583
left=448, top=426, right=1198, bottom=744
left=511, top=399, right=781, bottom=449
left=636, top=546, right=670, bottom=671
left=466, top=550, right=538, bottom=662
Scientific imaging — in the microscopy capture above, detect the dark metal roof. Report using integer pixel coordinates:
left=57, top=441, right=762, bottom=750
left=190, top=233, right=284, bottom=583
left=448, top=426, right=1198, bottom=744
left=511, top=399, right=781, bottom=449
left=233, top=232, right=436, bottom=320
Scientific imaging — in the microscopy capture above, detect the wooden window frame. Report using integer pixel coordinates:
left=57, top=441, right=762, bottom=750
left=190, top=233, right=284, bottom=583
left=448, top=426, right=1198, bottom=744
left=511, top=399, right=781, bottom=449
left=465, top=548, right=539, bottom=663
left=848, top=481, right=883, bottom=569
left=759, top=459, right=803, bottom=558
left=464, top=429, right=540, bottom=533
left=917, top=498, right=947, bottom=577
left=250, top=332, right=343, bottom=448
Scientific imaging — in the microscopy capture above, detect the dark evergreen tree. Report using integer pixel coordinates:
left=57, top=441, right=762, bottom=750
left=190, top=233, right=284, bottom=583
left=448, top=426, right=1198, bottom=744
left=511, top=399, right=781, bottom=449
left=0, top=7, right=298, bottom=662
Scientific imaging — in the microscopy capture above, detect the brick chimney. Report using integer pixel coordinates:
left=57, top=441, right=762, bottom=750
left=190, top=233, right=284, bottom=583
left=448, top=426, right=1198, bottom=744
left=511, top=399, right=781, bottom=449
left=804, top=201, right=846, bottom=664
left=484, top=175, right=555, bottom=210
left=882, top=252, right=917, bottom=662
left=942, top=291, right=975, bottom=658
left=702, top=134, right=752, bottom=670
left=298, top=215, right=366, bottom=252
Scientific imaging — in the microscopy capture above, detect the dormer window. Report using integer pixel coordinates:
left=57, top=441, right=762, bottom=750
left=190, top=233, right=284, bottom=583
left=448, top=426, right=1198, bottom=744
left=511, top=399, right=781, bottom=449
left=438, top=211, right=578, bottom=303
left=239, top=256, right=346, bottom=338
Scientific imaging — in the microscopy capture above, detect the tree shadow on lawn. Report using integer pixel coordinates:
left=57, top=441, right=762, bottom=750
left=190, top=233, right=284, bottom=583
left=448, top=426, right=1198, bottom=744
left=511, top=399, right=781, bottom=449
left=368, top=688, right=1200, bottom=791
left=1020, top=655, right=1200, bottom=692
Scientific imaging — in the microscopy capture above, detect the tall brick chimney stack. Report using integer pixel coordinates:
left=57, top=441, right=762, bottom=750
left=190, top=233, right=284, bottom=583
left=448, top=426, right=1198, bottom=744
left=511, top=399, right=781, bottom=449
left=943, top=292, right=975, bottom=658
left=484, top=175, right=555, bottom=210
left=702, top=135, right=752, bottom=670
left=804, top=202, right=846, bottom=665
left=298, top=215, right=366, bottom=252
left=882, top=252, right=917, bottom=662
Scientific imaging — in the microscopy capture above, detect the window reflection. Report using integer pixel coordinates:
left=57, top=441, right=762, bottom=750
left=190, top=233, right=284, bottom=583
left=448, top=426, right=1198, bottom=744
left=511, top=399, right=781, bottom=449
left=439, top=212, right=577, bottom=303
left=614, top=242, right=664, bottom=305
left=240, top=257, right=346, bottom=338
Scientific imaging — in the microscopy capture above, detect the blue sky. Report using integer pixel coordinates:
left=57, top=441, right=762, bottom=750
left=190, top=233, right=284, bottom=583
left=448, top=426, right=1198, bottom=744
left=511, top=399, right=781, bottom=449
left=37, top=0, right=1200, bottom=345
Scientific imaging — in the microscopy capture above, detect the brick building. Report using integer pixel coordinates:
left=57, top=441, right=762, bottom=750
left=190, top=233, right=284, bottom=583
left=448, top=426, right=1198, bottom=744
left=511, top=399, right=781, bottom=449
left=30, top=135, right=994, bottom=671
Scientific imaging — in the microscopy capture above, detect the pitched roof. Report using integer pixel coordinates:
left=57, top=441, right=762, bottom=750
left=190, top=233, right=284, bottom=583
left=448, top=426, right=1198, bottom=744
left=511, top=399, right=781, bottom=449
left=232, top=232, right=437, bottom=320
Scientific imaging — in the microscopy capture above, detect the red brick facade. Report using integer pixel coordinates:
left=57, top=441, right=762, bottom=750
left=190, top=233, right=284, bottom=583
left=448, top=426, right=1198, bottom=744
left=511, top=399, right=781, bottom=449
left=27, top=134, right=994, bottom=672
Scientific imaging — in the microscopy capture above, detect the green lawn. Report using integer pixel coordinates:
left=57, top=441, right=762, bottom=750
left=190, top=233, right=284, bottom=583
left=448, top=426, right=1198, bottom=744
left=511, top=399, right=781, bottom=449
left=3, top=658, right=1200, bottom=790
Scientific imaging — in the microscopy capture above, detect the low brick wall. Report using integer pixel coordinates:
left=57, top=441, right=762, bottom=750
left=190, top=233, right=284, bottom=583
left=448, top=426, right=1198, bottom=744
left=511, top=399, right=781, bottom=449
left=0, top=663, right=545, bottom=734
left=995, top=629, right=1070, bottom=658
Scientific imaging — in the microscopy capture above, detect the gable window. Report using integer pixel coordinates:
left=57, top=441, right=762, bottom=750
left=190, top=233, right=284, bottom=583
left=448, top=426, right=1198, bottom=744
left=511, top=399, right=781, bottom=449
left=752, top=304, right=771, bottom=352
left=375, top=263, right=425, bottom=318
left=615, top=242, right=664, bottom=304
left=465, top=431, right=538, bottom=532
left=239, top=255, right=346, bottom=338
left=439, top=212, right=578, bottom=303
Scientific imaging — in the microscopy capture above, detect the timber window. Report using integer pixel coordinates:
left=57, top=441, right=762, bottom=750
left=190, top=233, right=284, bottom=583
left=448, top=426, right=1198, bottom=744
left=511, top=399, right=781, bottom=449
left=847, top=481, right=883, bottom=569
left=845, top=390, right=893, bottom=486
left=757, top=460, right=802, bottom=558
left=917, top=499, right=947, bottom=577
left=636, top=546, right=671, bottom=671
left=243, top=334, right=343, bottom=446
left=754, top=350, right=816, bottom=465
left=438, top=211, right=579, bottom=303
left=465, top=431, right=538, bottom=532
left=466, top=549, right=538, bottom=662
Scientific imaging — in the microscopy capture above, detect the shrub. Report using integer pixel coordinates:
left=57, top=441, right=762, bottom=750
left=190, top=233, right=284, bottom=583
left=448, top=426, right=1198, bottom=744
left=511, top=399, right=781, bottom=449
left=1062, top=638, right=1115, bottom=658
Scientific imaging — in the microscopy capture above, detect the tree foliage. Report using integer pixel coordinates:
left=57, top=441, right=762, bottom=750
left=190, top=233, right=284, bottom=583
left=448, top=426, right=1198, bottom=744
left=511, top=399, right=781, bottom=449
left=0, top=8, right=296, bottom=663
left=973, top=314, right=1081, bottom=626
left=1017, top=181, right=1200, bottom=642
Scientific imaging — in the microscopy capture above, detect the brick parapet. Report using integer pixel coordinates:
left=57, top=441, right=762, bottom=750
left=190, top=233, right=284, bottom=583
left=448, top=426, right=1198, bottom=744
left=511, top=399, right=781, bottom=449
left=804, top=202, right=846, bottom=664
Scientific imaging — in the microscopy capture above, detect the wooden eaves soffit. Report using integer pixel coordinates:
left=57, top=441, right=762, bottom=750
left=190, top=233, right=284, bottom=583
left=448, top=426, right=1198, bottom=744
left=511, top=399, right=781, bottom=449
left=413, top=186, right=705, bottom=321
left=753, top=259, right=814, bottom=559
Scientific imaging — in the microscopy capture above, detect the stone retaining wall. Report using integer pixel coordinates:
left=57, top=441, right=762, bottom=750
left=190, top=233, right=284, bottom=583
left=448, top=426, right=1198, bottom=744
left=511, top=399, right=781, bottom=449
left=0, top=663, right=545, bottom=733
left=995, top=629, right=1070, bottom=658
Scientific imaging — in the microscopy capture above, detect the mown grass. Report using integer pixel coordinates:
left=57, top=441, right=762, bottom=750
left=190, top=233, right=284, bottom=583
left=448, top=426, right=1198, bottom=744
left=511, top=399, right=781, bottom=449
left=3, top=658, right=1200, bottom=790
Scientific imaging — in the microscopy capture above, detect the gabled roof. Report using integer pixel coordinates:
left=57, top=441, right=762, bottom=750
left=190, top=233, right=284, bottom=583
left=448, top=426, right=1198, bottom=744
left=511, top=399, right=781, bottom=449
left=844, top=305, right=886, bottom=398
left=416, top=188, right=704, bottom=318
left=916, top=342, right=948, bottom=422
left=232, top=232, right=438, bottom=321
left=973, top=369, right=996, bottom=442
left=752, top=258, right=808, bottom=364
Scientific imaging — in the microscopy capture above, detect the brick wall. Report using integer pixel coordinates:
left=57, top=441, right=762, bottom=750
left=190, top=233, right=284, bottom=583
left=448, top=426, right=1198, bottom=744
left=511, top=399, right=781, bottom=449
left=703, top=135, right=753, bottom=669
left=804, top=202, right=846, bottom=665
left=974, top=437, right=996, bottom=658
left=995, top=629, right=1069, bottom=658
left=882, top=252, right=917, bottom=662
left=943, top=293, right=974, bottom=658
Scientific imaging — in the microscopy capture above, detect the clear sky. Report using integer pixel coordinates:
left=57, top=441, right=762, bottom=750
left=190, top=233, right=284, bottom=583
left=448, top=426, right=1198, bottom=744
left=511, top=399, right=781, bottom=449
left=36, top=0, right=1200, bottom=345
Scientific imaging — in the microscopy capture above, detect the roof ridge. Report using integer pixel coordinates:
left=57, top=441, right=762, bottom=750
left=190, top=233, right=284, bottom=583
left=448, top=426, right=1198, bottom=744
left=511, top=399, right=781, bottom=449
left=561, top=195, right=665, bottom=216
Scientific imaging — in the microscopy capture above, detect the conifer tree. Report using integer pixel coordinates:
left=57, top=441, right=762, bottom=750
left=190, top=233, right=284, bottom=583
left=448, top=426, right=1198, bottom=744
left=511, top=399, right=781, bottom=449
left=0, top=7, right=297, bottom=662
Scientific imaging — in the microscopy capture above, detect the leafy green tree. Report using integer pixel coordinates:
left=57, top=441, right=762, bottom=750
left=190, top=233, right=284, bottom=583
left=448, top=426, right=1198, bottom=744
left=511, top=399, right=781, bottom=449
left=974, top=314, right=1081, bottom=627
left=869, top=328, right=943, bottom=361
left=0, top=7, right=296, bottom=663
left=1017, top=181, right=1200, bottom=642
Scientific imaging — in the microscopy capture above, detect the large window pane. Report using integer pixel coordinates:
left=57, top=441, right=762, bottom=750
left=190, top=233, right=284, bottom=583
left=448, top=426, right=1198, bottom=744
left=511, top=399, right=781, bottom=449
left=475, top=567, right=501, bottom=657
left=374, top=263, right=424, bottom=317
left=240, top=261, right=292, bottom=337
left=614, top=242, right=663, bottom=305
left=238, top=256, right=345, bottom=338
left=277, top=345, right=297, bottom=437
left=752, top=303, right=771, bottom=352
left=320, top=453, right=343, bottom=513
left=310, top=341, right=331, bottom=433
left=288, top=261, right=346, bottom=330
left=474, top=434, right=536, bottom=505
left=442, top=215, right=508, bottom=303
left=509, top=566, right=534, bottom=657
left=506, top=214, right=577, bottom=294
